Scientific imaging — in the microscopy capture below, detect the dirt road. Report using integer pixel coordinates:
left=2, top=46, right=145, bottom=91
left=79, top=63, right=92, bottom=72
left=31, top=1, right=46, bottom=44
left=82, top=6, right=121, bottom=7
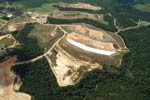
left=15, top=25, right=67, bottom=65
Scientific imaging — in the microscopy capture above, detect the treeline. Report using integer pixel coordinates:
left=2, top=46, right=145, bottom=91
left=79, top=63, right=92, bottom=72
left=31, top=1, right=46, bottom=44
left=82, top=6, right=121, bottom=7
left=12, top=23, right=43, bottom=61
left=12, top=58, right=58, bottom=100
left=12, top=58, right=122, bottom=100
left=117, top=0, right=134, bottom=3
left=106, top=2, right=150, bottom=28
left=47, top=17, right=117, bottom=32
left=118, top=26, right=150, bottom=100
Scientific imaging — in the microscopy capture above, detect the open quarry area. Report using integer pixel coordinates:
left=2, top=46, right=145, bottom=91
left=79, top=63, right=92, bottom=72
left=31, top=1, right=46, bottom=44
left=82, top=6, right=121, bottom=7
left=0, top=1, right=129, bottom=98
left=0, top=15, right=128, bottom=87
left=1, top=0, right=150, bottom=100
left=45, top=23, right=128, bottom=86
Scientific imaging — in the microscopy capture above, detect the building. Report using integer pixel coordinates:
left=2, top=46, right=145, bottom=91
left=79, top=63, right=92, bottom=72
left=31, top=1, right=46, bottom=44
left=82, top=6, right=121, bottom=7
left=27, top=12, right=48, bottom=24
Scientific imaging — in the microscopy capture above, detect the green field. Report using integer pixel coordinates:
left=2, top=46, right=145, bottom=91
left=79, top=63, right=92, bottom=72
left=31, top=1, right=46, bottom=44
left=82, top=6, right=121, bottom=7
left=28, top=4, right=57, bottom=13
left=0, top=18, right=7, bottom=28
left=134, top=3, right=150, bottom=13
left=0, top=37, right=14, bottom=47
left=12, top=0, right=50, bottom=9
left=29, top=23, right=64, bottom=50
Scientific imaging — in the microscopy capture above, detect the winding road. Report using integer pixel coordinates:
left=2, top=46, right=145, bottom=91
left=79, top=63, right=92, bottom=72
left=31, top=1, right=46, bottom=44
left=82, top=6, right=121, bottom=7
left=15, top=25, right=67, bottom=65
left=12, top=16, right=150, bottom=66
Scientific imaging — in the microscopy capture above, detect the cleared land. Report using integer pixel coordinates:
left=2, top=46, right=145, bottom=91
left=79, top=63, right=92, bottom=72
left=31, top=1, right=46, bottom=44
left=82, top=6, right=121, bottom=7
left=13, top=23, right=127, bottom=87
left=0, top=1, right=128, bottom=88
left=29, top=23, right=64, bottom=50
left=45, top=24, right=127, bottom=86
left=66, top=38, right=116, bottom=56
left=51, top=10, right=109, bottom=25
left=2, top=1, right=149, bottom=100
left=1, top=20, right=127, bottom=87
left=56, top=2, right=102, bottom=11
left=61, top=24, right=127, bottom=48
left=0, top=57, right=31, bottom=100
left=47, top=46, right=101, bottom=87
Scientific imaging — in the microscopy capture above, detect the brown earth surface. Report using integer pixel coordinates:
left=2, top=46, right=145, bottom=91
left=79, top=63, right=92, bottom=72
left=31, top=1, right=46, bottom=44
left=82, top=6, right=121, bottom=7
left=57, top=2, right=102, bottom=11
left=0, top=57, right=31, bottom=100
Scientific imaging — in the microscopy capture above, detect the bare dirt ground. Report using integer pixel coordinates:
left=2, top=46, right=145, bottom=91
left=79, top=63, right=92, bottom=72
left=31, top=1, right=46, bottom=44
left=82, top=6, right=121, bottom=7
left=46, top=46, right=101, bottom=87
left=53, top=11, right=108, bottom=24
left=14, top=24, right=127, bottom=87
left=0, top=34, right=10, bottom=40
left=57, top=2, right=102, bottom=11
left=67, top=33, right=119, bottom=50
left=0, top=57, right=31, bottom=100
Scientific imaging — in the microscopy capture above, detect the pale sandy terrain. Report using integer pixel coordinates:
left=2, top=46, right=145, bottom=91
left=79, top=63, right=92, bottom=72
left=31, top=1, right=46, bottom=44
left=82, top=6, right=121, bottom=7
left=74, top=25, right=116, bottom=42
left=69, top=2, right=102, bottom=10
left=67, top=33, right=119, bottom=52
left=53, top=11, right=108, bottom=24
left=47, top=46, right=101, bottom=87
left=57, top=2, right=102, bottom=11
left=10, top=24, right=127, bottom=87
left=8, top=23, right=24, bottom=32
left=67, top=38, right=116, bottom=56
left=0, top=34, right=10, bottom=40
left=0, top=57, right=31, bottom=100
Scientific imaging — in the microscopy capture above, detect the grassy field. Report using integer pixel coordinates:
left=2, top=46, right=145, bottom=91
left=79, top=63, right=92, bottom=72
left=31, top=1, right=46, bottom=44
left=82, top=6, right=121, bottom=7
left=13, top=0, right=50, bottom=9
left=9, top=15, right=32, bottom=23
left=28, top=3, right=57, bottom=13
left=12, top=23, right=44, bottom=61
left=0, top=18, right=7, bottom=28
left=134, top=3, right=150, bottom=13
left=29, top=23, right=64, bottom=50
left=0, top=37, right=14, bottom=47
left=10, top=0, right=57, bottom=14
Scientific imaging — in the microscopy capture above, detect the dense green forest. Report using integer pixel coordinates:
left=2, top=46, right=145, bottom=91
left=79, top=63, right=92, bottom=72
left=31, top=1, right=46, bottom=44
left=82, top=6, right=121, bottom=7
left=47, top=17, right=117, bottom=32
left=12, top=23, right=43, bottom=61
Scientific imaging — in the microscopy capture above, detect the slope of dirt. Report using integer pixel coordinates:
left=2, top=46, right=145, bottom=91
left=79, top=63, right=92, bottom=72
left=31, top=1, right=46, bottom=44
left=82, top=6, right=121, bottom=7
left=57, top=2, right=102, bottom=11
left=0, top=57, right=31, bottom=100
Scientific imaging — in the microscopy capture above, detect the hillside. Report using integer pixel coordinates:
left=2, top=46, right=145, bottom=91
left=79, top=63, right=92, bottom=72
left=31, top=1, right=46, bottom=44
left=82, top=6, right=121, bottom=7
left=0, top=0, right=150, bottom=100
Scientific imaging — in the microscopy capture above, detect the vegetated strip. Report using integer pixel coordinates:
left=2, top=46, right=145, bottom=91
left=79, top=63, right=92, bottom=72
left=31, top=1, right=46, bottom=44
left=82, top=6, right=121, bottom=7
left=47, top=17, right=117, bottom=32
left=53, top=5, right=106, bottom=14
left=11, top=23, right=43, bottom=61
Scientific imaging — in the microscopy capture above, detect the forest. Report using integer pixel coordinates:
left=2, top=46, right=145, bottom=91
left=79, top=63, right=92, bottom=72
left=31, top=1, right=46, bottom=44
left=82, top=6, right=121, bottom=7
left=47, top=17, right=117, bottom=32
left=11, top=23, right=43, bottom=61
